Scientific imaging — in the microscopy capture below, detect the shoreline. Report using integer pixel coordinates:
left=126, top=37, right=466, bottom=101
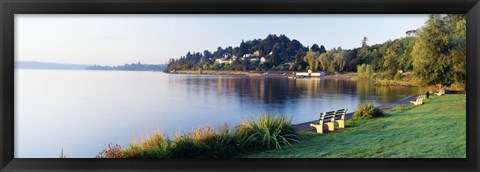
left=166, top=70, right=358, bottom=79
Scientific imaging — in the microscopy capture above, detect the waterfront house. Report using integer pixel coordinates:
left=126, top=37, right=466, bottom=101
left=295, top=70, right=326, bottom=77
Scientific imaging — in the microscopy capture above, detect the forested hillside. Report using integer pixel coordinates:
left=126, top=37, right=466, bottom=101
left=166, top=14, right=465, bottom=89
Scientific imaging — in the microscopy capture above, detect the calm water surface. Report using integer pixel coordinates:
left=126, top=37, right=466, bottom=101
left=15, top=69, right=424, bottom=158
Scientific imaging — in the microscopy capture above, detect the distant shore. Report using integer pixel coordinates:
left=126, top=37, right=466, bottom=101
left=167, top=70, right=264, bottom=77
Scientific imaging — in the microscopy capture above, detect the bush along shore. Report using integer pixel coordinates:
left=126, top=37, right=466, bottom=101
left=96, top=114, right=300, bottom=158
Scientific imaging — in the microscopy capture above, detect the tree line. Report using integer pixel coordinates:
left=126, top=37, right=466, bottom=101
left=87, top=62, right=166, bottom=71
left=166, top=14, right=465, bottom=89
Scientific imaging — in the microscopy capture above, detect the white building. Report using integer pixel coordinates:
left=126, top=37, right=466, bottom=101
left=284, top=62, right=293, bottom=67
left=215, top=58, right=225, bottom=64
left=260, top=57, right=268, bottom=64
left=295, top=70, right=325, bottom=77
left=243, top=54, right=253, bottom=58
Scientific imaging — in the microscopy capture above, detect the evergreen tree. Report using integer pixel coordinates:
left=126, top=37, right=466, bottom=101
left=362, top=37, right=368, bottom=47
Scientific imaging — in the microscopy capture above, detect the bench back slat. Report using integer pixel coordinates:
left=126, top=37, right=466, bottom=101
left=320, top=111, right=335, bottom=121
left=317, top=109, right=348, bottom=123
left=334, top=108, right=348, bottom=120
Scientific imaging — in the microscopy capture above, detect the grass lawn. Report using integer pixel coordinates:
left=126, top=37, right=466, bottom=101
left=243, top=94, right=466, bottom=158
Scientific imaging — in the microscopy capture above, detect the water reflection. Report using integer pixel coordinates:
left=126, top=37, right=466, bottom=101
left=176, top=75, right=423, bottom=107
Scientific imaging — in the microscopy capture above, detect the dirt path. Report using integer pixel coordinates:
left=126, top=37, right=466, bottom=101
left=292, top=95, right=418, bottom=132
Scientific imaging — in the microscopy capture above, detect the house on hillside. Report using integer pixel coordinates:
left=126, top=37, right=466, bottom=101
left=250, top=57, right=259, bottom=63
left=243, top=54, right=253, bottom=58
left=284, top=62, right=293, bottom=68
left=254, top=50, right=262, bottom=57
left=215, top=58, right=225, bottom=64
left=260, top=57, right=268, bottom=64
left=223, top=53, right=232, bottom=59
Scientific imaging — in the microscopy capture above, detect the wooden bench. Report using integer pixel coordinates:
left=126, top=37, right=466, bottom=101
left=334, top=108, right=348, bottom=129
left=435, top=89, right=445, bottom=96
left=410, top=95, right=424, bottom=105
left=310, top=111, right=335, bottom=134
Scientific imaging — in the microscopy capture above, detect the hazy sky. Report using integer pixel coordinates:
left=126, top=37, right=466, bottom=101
left=16, top=14, right=429, bottom=66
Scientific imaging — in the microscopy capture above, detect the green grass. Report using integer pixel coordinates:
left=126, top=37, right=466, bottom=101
left=243, top=95, right=466, bottom=158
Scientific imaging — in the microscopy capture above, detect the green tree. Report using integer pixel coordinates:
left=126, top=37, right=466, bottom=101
left=318, top=51, right=331, bottom=71
left=318, top=49, right=346, bottom=72
left=362, top=37, right=368, bottom=47
left=411, top=14, right=461, bottom=88
left=303, top=50, right=320, bottom=70
left=399, top=37, right=415, bottom=71
left=333, top=51, right=347, bottom=72
left=448, top=14, right=466, bottom=89
left=383, top=48, right=399, bottom=78
left=239, top=40, right=248, bottom=57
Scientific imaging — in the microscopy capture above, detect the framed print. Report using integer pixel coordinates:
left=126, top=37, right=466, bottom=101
left=1, top=0, right=479, bottom=171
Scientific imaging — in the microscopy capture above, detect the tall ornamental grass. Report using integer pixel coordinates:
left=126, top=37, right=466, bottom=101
left=238, top=114, right=301, bottom=150
left=97, top=114, right=300, bottom=158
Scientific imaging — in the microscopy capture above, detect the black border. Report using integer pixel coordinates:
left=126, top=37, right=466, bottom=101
left=1, top=0, right=479, bottom=171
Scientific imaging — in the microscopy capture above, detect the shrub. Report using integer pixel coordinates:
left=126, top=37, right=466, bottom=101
left=450, top=82, right=465, bottom=91
left=96, top=143, right=128, bottom=158
left=97, top=131, right=170, bottom=158
left=394, top=73, right=403, bottom=80
left=353, top=103, right=384, bottom=119
left=196, top=124, right=242, bottom=158
left=128, top=131, right=170, bottom=158
left=169, top=133, right=207, bottom=158
left=357, top=64, right=374, bottom=79
left=170, top=124, right=241, bottom=158
left=238, top=114, right=300, bottom=150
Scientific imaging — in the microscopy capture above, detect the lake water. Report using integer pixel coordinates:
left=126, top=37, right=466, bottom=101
left=14, top=69, right=424, bottom=158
